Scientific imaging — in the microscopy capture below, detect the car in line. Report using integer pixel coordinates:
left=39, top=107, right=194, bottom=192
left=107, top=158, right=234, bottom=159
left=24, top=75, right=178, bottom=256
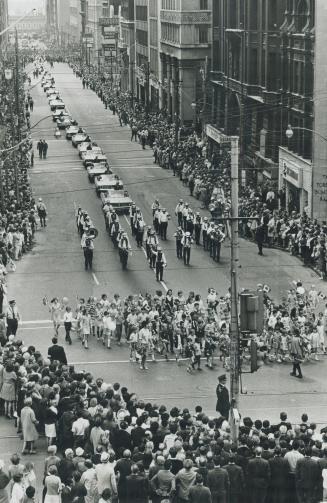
left=57, top=116, right=76, bottom=130
left=78, top=142, right=100, bottom=158
left=95, top=174, right=123, bottom=196
left=87, top=162, right=112, bottom=183
left=100, top=189, right=133, bottom=213
left=72, top=132, right=89, bottom=147
left=52, top=106, right=67, bottom=121
left=66, top=126, right=85, bottom=140
left=83, top=152, right=107, bottom=167
left=50, top=98, right=65, bottom=111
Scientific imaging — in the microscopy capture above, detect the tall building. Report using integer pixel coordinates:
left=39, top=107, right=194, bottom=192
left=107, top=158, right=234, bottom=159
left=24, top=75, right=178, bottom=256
left=119, top=0, right=135, bottom=93
left=8, top=13, right=46, bottom=33
left=45, top=0, right=58, bottom=41
left=160, top=0, right=212, bottom=122
left=208, top=0, right=323, bottom=218
left=0, top=0, right=9, bottom=52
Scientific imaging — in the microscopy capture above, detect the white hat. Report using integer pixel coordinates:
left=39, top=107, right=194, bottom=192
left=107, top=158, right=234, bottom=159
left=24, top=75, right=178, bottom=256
left=101, top=452, right=109, bottom=462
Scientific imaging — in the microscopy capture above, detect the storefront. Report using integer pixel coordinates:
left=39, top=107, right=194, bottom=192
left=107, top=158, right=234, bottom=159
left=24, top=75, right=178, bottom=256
left=278, top=147, right=312, bottom=215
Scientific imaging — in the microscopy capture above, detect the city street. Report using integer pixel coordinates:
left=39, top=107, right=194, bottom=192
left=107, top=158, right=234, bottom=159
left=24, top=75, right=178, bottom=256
left=1, top=62, right=325, bottom=430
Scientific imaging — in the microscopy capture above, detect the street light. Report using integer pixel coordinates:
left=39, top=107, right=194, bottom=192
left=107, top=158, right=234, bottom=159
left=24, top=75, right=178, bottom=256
left=286, top=124, right=327, bottom=143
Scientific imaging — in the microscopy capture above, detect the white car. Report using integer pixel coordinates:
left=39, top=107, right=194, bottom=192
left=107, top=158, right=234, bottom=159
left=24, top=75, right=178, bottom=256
left=72, top=133, right=89, bottom=147
left=83, top=152, right=107, bottom=167
left=46, top=87, right=57, bottom=97
left=66, top=126, right=84, bottom=140
left=52, top=106, right=67, bottom=121
left=50, top=99, right=65, bottom=111
left=81, top=146, right=103, bottom=160
left=100, top=189, right=133, bottom=213
left=87, top=163, right=111, bottom=182
left=95, top=174, right=123, bottom=196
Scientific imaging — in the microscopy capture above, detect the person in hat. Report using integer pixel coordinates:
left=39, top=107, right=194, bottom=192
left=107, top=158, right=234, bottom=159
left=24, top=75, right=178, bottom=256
left=36, top=198, right=47, bottom=228
left=6, top=300, right=20, bottom=337
left=181, top=232, right=193, bottom=266
left=95, top=452, right=117, bottom=499
left=216, top=375, right=230, bottom=420
left=153, top=246, right=167, bottom=282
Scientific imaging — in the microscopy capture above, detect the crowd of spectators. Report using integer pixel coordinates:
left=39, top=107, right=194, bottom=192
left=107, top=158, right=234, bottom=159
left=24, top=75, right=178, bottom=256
left=0, top=324, right=326, bottom=502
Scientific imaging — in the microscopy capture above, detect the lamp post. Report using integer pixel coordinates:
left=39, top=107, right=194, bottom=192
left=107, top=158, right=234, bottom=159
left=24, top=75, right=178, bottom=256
left=191, top=101, right=197, bottom=128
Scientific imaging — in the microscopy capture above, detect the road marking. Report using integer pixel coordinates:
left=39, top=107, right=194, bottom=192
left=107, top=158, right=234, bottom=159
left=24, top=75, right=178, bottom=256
left=109, top=165, right=160, bottom=169
left=20, top=326, right=53, bottom=330
left=92, top=272, right=100, bottom=285
left=21, top=319, right=52, bottom=325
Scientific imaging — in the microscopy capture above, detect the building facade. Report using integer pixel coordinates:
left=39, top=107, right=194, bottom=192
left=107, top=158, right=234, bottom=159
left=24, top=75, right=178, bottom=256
left=119, top=0, right=135, bottom=93
left=160, top=0, right=212, bottom=123
left=208, top=0, right=319, bottom=217
left=8, top=14, right=46, bottom=33
left=0, top=0, right=9, bottom=52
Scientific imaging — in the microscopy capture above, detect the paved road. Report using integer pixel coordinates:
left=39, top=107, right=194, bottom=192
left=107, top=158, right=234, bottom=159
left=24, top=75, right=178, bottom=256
left=3, top=62, right=327, bottom=433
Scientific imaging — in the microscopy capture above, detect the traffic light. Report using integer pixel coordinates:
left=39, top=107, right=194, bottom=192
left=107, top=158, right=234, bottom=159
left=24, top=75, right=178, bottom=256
left=240, top=290, right=264, bottom=333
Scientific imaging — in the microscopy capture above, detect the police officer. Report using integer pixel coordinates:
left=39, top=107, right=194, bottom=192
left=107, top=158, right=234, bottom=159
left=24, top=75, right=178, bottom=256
left=194, top=212, right=202, bottom=244
left=81, top=231, right=94, bottom=270
left=182, top=231, right=193, bottom=266
left=154, top=246, right=167, bottom=282
left=175, top=199, right=184, bottom=227
left=174, top=227, right=184, bottom=259
left=216, top=374, right=230, bottom=419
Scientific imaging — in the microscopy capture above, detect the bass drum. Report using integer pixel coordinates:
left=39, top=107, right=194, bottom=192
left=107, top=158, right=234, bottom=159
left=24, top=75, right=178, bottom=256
left=87, top=227, right=99, bottom=239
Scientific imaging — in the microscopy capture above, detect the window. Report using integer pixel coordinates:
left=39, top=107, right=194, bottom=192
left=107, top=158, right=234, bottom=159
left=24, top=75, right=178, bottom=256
left=150, top=48, right=158, bottom=75
left=136, top=29, right=148, bottom=46
left=150, top=19, right=158, bottom=46
left=149, top=1, right=158, bottom=17
left=198, top=26, right=208, bottom=44
left=296, top=0, right=308, bottom=32
left=136, top=5, right=147, bottom=21
left=161, top=22, right=180, bottom=43
left=162, top=0, right=176, bottom=10
left=200, top=0, right=208, bottom=9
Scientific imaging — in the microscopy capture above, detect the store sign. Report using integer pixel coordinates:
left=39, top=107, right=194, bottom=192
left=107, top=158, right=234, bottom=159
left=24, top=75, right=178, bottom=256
left=206, top=124, right=231, bottom=144
left=99, top=17, right=119, bottom=26
left=282, top=161, right=303, bottom=188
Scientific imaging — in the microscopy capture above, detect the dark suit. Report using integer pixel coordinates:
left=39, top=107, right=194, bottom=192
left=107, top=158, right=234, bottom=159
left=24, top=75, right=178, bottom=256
left=268, top=456, right=289, bottom=503
left=295, top=456, right=321, bottom=503
left=207, top=467, right=230, bottom=503
left=47, top=344, right=67, bottom=364
left=247, top=457, right=270, bottom=503
left=224, top=463, right=244, bottom=503
left=215, top=384, right=230, bottom=419
left=126, top=473, right=149, bottom=503
left=189, top=484, right=212, bottom=503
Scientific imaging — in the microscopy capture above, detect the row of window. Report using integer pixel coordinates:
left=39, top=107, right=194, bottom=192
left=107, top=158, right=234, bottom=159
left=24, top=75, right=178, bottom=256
left=161, top=22, right=180, bottom=43
left=161, top=0, right=208, bottom=9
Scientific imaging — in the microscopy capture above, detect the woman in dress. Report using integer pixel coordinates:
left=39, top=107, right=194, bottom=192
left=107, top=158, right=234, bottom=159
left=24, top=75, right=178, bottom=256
left=20, top=398, right=39, bottom=455
left=44, top=466, right=62, bottom=503
left=44, top=394, right=58, bottom=447
left=0, top=363, right=17, bottom=418
left=49, top=298, right=62, bottom=336
left=80, top=308, right=91, bottom=349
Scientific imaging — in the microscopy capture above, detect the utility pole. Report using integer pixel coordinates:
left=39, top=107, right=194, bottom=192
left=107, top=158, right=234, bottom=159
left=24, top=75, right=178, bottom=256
left=229, top=136, right=240, bottom=441
left=145, top=61, right=150, bottom=115
left=14, top=28, right=21, bottom=142
left=0, top=160, right=4, bottom=211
